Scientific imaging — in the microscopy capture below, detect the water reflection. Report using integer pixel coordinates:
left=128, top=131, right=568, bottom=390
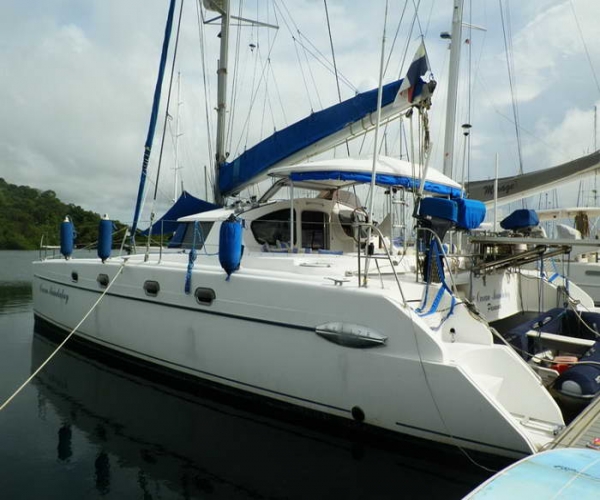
left=31, top=332, right=493, bottom=499
left=0, top=282, right=32, bottom=314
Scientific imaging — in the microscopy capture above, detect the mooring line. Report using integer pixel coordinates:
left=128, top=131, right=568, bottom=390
left=0, top=261, right=127, bottom=412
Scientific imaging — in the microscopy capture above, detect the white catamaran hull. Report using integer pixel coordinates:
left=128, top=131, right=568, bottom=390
left=32, top=254, right=564, bottom=459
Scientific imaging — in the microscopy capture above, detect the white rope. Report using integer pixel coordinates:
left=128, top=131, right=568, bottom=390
left=0, top=262, right=126, bottom=412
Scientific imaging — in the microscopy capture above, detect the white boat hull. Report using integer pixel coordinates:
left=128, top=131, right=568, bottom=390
left=32, top=254, right=565, bottom=459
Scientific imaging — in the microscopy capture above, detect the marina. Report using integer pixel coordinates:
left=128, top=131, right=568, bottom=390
left=2, top=0, right=600, bottom=498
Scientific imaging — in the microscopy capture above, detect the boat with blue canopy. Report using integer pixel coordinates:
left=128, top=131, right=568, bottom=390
left=30, top=0, right=600, bottom=462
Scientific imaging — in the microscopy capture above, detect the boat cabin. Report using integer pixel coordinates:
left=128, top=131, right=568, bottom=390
left=173, top=156, right=463, bottom=255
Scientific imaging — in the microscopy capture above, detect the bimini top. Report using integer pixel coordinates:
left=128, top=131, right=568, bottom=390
left=268, top=156, right=462, bottom=197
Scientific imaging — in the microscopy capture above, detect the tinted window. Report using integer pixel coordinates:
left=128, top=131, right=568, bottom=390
left=251, top=209, right=296, bottom=246
left=302, top=211, right=329, bottom=250
left=171, top=222, right=214, bottom=249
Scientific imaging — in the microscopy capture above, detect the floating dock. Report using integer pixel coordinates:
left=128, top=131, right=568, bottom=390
left=550, top=396, right=600, bottom=450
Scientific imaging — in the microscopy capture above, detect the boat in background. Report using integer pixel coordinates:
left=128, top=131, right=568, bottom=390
left=533, top=206, right=600, bottom=306
left=464, top=447, right=600, bottom=499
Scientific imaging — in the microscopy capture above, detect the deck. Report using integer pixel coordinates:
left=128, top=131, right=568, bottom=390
left=549, top=396, right=600, bottom=450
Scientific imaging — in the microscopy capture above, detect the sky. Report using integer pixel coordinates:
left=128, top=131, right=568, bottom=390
left=0, top=0, right=599, bottom=225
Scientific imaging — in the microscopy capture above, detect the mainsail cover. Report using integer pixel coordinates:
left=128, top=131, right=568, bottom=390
left=140, top=191, right=218, bottom=236
left=219, top=78, right=429, bottom=197
left=466, top=150, right=600, bottom=206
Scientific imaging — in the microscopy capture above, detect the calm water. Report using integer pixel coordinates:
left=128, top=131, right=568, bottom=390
left=0, top=250, right=495, bottom=499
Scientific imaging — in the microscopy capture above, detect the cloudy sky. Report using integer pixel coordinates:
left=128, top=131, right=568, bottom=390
left=1, top=0, right=599, bottom=224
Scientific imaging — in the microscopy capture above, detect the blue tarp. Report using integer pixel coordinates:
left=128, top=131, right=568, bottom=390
left=288, top=170, right=462, bottom=197
left=455, top=198, right=486, bottom=230
left=140, top=191, right=218, bottom=236
left=219, top=79, right=405, bottom=196
left=419, top=197, right=458, bottom=223
left=501, top=209, right=539, bottom=230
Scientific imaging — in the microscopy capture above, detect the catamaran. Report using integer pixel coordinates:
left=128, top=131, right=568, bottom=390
left=32, top=0, right=600, bottom=459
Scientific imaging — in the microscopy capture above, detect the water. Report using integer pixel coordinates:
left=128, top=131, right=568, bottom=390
left=0, top=250, right=495, bottom=499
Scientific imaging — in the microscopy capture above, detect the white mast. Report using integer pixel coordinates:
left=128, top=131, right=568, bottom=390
left=173, top=72, right=183, bottom=202
left=442, top=0, right=464, bottom=179
left=213, top=0, right=231, bottom=206
left=363, top=1, right=389, bottom=287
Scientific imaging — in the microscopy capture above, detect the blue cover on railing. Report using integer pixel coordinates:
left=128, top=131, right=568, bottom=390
left=219, top=79, right=404, bottom=195
left=288, top=171, right=462, bottom=197
left=455, top=198, right=486, bottom=230
left=140, top=191, right=218, bottom=236
left=500, top=209, right=539, bottom=230
left=418, top=197, right=458, bottom=223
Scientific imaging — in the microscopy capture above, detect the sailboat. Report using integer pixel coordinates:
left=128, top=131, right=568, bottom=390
left=31, top=0, right=598, bottom=459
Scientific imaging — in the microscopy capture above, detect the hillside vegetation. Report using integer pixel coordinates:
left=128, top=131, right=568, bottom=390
left=0, top=178, right=126, bottom=250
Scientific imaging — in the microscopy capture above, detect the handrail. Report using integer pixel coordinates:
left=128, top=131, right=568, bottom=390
left=356, top=223, right=407, bottom=307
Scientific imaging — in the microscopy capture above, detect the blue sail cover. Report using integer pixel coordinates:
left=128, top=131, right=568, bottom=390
left=219, top=79, right=406, bottom=196
left=131, top=0, right=178, bottom=242
left=140, top=191, right=218, bottom=236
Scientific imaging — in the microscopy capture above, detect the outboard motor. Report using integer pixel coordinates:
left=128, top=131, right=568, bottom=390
left=416, top=197, right=458, bottom=282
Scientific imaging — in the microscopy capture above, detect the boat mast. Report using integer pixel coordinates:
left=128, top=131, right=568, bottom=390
left=173, top=71, right=183, bottom=202
left=214, top=0, right=231, bottom=206
left=442, top=0, right=464, bottom=179
left=130, top=0, right=178, bottom=246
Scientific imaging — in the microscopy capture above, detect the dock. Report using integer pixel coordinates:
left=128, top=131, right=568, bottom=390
left=549, top=396, right=600, bottom=450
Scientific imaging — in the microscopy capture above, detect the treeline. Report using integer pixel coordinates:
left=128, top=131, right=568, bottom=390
left=0, top=178, right=127, bottom=250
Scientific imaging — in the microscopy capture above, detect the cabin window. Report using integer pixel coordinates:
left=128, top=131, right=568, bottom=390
left=301, top=211, right=329, bottom=250
left=143, top=281, right=160, bottom=297
left=250, top=209, right=297, bottom=247
left=195, top=287, right=216, bottom=305
left=585, top=270, right=600, bottom=276
left=169, top=222, right=214, bottom=250
left=71, top=271, right=78, bottom=283
left=97, top=274, right=109, bottom=288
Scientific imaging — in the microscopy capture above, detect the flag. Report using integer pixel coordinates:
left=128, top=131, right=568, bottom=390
left=396, top=42, right=430, bottom=104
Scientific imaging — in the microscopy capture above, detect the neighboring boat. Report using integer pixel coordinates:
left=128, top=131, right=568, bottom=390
left=533, top=206, right=600, bottom=306
left=464, top=447, right=600, bottom=499
left=464, top=208, right=600, bottom=410
left=30, top=0, right=600, bottom=460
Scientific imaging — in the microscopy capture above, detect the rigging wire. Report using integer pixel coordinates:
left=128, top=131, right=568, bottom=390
left=422, top=0, right=437, bottom=38
left=149, top=0, right=186, bottom=211
left=569, top=0, right=600, bottom=97
left=300, top=28, right=324, bottom=110
left=466, top=0, right=472, bottom=186
left=410, top=0, right=425, bottom=40
left=232, top=28, right=280, bottom=160
left=274, top=0, right=357, bottom=93
left=383, top=1, right=410, bottom=80
left=225, top=0, right=245, bottom=158
left=269, top=58, right=288, bottom=127
left=498, top=0, right=524, bottom=177
left=196, top=0, right=215, bottom=196
left=323, top=0, right=350, bottom=156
